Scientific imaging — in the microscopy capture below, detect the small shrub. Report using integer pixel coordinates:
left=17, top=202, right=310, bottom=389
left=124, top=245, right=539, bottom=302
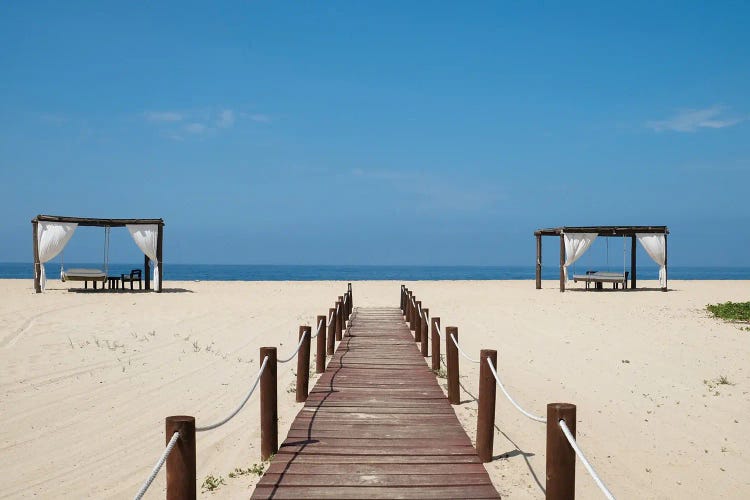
left=706, top=302, right=750, bottom=323
left=228, top=463, right=266, bottom=478
left=201, top=475, right=225, bottom=492
left=704, top=376, right=735, bottom=393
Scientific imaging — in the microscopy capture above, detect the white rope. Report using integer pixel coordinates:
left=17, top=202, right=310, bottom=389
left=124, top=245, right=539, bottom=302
left=450, top=333, right=480, bottom=363
left=196, top=356, right=269, bottom=432
left=343, top=293, right=348, bottom=304
left=486, top=357, right=547, bottom=423
left=311, top=318, right=324, bottom=339
left=434, top=323, right=441, bottom=337
left=134, top=431, right=180, bottom=500
left=419, top=303, right=430, bottom=321
left=277, top=332, right=308, bottom=363
left=559, top=419, right=616, bottom=500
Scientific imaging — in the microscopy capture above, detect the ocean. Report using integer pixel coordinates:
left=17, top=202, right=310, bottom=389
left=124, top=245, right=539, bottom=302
left=1, top=263, right=749, bottom=281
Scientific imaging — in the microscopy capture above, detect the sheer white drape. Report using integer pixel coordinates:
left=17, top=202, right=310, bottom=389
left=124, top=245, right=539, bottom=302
left=637, top=233, right=667, bottom=287
left=126, top=224, right=159, bottom=289
left=563, top=232, right=598, bottom=281
left=37, top=222, right=78, bottom=291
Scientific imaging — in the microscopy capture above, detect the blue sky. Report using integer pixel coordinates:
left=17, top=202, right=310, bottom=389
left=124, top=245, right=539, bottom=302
left=1, top=1, right=748, bottom=266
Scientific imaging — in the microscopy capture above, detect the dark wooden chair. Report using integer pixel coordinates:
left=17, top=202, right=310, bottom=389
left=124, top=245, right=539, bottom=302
left=121, top=269, right=142, bottom=290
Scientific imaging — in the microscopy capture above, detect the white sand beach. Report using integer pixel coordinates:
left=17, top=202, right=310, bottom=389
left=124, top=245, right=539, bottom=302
left=1, top=279, right=748, bottom=499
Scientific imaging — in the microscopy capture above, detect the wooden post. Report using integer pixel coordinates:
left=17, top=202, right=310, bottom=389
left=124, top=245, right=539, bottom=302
left=165, top=415, right=196, bottom=500
left=406, top=291, right=412, bottom=326
left=260, top=347, right=278, bottom=460
left=431, top=317, right=441, bottom=371
left=446, top=326, right=460, bottom=405
left=420, top=308, right=429, bottom=357
left=559, top=234, right=566, bottom=292
left=400, top=285, right=405, bottom=314
left=414, top=301, right=422, bottom=342
left=32, top=220, right=41, bottom=293
left=296, top=326, right=311, bottom=402
left=546, top=403, right=576, bottom=499
left=327, top=308, right=336, bottom=355
left=347, top=283, right=353, bottom=315
left=156, top=223, right=163, bottom=293
left=536, top=233, right=542, bottom=290
left=476, top=350, right=497, bottom=463
left=336, top=297, right=344, bottom=341
left=144, top=255, right=151, bottom=290
left=661, top=233, right=669, bottom=292
left=316, top=315, right=326, bottom=373
left=409, top=294, right=416, bottom=330
left=631, top=235, right=637, bottom=290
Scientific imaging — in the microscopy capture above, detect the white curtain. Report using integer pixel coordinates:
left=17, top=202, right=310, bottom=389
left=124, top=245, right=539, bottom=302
left=37, top=222, right=78, bottom=291
left=127, top=224, right=160, bottom=289
left=637, top=233, right=667, bottom=287
left=563, top=232, right=598, bottom=281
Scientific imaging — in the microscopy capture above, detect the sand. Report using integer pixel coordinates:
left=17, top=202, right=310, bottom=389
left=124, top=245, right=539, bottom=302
left=0, top=279, right=748, bottom=499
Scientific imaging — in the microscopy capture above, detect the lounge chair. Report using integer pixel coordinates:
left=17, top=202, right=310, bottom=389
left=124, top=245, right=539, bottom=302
left=61, top=268, right=107, bottom=289
left=121, top=269, right=142, bottom=290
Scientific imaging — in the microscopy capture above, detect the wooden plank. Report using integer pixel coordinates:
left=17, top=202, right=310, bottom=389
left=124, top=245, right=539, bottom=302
left=252, top=307, right=501, bottom=498
left=268, top=454, right=483, bottom=465
left=257, top=472, right=494, bottom=486
left=265, top=462, right=489, bottom=475
left=279, top=437, right=474, bottom=448
left=251, top=485, right=501, bottom=499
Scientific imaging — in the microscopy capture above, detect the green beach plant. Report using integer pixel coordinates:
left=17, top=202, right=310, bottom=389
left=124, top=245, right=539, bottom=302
left=706, top=301, right=750, bottom=324
left=201, top=474, right=225, bottom=492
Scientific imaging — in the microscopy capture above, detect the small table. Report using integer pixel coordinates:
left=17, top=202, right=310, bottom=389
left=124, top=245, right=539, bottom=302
left=107, top=276, right=121, bottom=290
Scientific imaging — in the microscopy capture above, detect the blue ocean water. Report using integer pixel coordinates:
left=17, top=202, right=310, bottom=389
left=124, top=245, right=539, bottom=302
left=1, top=263, right=749, bottom=281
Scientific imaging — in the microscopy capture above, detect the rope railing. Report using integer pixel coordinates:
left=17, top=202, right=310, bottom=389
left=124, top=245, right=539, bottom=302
left=403, top=284, right=615, bottom=499
left=133, top=431, right=180, bottom=500
left=134, top=286, right=353, bottom=499
left=277, top=334, right=308, bottom=363
left=196, top=356, right=269, bottom=432
left=559, top=419, right=616, bottom=500
left=486, top=357, right=546, bottom=423
left=311, top=318, right=324, bottom=339
left=450, top=332, right=480, bottom=364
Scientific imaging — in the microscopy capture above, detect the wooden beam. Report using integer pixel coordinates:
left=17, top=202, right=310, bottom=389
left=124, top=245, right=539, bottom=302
left=535, top=233, right=542, bottom=289
left=156, top=224, right=164, bottom=293
left=661, top=234, right=669, bottom=292
left=33, top=214, right=164, bottom=227
left=32, top=221, right=41, bottom=293
left=631, top=235, right=637, bottom=289
left=559, top=235, right=565, bottom=292
left=144, top=255, right=151, bottom=290
left=537, top=225, right=668, bottom=237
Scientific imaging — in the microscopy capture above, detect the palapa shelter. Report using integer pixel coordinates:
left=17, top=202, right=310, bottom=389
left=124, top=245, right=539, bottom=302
left=534, top=226, right=669, bottom=292
left=31, top=215, right=164, bottom=293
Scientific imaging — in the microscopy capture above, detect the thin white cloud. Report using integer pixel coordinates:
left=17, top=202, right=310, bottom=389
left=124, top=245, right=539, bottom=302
left=184, top=123, right=207, bottom=134
left=144, top=111, right=184, bottom=122
left=647, top=105, right=744, bottom=132
left=38, top=113, right=69, bottom=124
left=217, top=109, right=235, bottom=128
left=144, top=107, right=270, bottom=140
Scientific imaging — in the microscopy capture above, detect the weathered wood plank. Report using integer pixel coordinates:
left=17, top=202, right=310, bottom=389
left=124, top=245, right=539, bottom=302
left=251, top=485, right=501, bottom=499
left=265, top=462, right=489, bottom=475
left=251, top=307, right=500, bottom=499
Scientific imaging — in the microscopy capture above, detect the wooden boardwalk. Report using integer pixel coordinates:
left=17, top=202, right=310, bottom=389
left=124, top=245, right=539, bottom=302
left=251, top=307, right=501, bottom=499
